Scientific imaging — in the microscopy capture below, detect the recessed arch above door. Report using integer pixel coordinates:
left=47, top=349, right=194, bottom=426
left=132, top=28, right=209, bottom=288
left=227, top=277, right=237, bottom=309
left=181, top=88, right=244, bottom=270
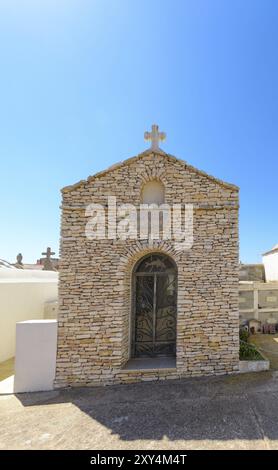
left=141, top=180, right=165, bottom=205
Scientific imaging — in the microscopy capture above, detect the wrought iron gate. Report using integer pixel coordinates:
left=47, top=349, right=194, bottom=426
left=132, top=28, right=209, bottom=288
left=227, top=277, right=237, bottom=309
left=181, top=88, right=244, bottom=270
left=132, top=253, right=177, bottom=358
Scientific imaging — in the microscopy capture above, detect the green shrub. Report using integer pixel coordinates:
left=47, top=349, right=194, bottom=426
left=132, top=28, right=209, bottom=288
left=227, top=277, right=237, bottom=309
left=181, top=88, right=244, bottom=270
left=239, top=328, right=249, bottom=342
left=239, top=339, right=264, bottom=361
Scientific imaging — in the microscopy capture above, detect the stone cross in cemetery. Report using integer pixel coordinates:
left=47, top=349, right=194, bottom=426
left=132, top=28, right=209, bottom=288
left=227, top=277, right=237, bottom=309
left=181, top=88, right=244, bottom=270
left=144, top=124, right=166, bottom=150
left=41, top=247, right=56, bottom=271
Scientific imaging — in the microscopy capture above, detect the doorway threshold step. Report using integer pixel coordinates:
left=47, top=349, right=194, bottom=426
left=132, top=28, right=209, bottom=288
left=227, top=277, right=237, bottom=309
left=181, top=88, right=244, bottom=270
left=123, top=357, right=176, bottom=371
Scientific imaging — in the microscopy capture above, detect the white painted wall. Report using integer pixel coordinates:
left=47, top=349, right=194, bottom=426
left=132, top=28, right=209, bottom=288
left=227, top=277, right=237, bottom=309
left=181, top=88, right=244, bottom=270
left=0, top=269, right=58, bottom=362
left=263, top=251, right=278, bottom=282
left=14, top=320, right=57, bottom=393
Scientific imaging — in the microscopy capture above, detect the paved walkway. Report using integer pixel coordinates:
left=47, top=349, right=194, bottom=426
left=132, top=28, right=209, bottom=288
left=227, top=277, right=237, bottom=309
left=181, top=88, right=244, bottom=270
left=1, top=371, right=278, bottom=450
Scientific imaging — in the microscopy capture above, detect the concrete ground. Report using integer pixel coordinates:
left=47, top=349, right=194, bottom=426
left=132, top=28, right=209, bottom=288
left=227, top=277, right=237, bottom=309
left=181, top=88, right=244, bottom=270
left=1, top=371, right=278, bottom=450
left=249, top=333, right=278, bottom=370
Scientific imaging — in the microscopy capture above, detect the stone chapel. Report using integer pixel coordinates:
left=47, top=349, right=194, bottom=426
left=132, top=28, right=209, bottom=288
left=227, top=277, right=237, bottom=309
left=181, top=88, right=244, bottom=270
left=55, top=125, right=239, bottom=387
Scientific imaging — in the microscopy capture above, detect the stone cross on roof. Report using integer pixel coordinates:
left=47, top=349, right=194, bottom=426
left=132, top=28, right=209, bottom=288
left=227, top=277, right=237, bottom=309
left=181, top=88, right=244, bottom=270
left=144, top=124, right=166, bottom=151
left=41, top=247, right=56, bottom=271
left=42, top=247, right=55, bottom=259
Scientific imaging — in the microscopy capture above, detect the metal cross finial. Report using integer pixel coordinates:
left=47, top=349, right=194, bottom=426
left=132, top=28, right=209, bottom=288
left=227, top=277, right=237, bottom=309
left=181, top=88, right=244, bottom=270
left=144, top=124, right=166, bottom=151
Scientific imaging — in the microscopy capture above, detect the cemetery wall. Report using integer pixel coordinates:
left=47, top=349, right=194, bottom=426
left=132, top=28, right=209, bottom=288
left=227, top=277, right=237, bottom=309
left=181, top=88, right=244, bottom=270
left=0, top=269, right=58, bottom=362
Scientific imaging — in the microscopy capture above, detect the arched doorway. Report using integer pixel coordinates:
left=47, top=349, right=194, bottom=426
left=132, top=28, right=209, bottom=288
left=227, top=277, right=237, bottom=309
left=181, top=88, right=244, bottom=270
left=132, top=253, right=177, bottom=358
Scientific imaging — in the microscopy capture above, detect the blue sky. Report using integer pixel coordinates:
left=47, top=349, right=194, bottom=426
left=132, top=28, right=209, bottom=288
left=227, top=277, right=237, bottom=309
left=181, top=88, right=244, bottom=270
left=0, top=0, right=277, bottom=263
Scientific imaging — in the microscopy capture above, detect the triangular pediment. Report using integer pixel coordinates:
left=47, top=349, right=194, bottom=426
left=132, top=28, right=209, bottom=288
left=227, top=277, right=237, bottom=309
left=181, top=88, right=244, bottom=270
left=62, top=149, right=238, bottom=193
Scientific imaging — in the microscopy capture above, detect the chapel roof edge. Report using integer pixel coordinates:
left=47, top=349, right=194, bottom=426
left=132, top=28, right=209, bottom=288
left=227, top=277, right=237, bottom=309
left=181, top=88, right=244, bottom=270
left=61, top=150, right=239, bottom=193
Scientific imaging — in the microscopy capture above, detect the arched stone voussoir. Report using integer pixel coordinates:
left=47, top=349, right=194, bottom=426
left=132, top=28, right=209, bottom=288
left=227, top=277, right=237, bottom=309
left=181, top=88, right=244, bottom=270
left=119, top=240, right=181, bottom=278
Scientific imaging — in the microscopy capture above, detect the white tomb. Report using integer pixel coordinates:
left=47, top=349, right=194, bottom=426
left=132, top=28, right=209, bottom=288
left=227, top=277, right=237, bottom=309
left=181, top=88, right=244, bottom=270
left=14, top=320, right=57, bottom=393
left=263, top=244, right=278, bottom=282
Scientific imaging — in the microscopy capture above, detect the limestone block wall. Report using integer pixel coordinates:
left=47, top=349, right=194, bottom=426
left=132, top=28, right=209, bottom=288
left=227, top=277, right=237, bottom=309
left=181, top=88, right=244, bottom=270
left=55, top=150, right=239, bottom=387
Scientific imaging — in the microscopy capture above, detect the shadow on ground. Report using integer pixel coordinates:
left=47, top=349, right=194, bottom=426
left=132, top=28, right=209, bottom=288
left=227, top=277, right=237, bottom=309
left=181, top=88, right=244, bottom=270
left=1, top=371, right=276, bottom=449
